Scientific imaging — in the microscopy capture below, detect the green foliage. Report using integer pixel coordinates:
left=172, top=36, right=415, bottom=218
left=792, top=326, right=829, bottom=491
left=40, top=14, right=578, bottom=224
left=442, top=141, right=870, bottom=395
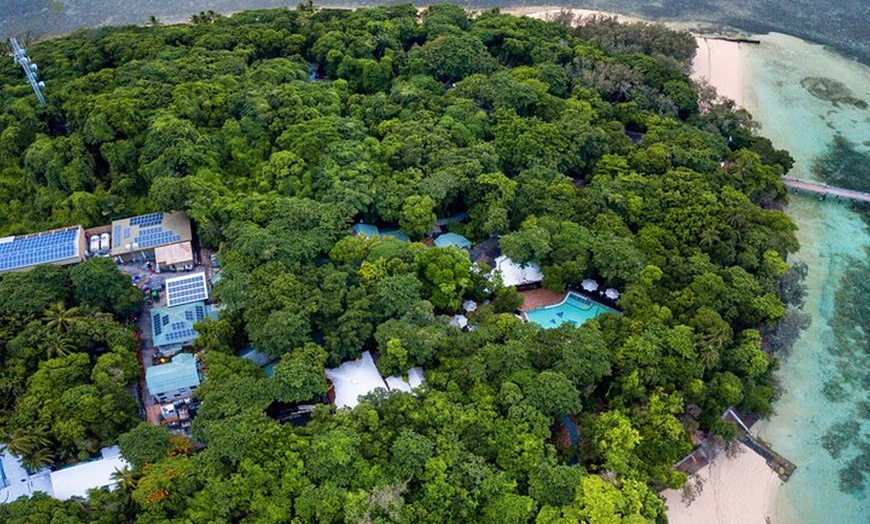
left=0, top=5, right=803, bottom=521
left=118, top=423, right=174, bottom=469
left=70, top=257, right=141, bottom=318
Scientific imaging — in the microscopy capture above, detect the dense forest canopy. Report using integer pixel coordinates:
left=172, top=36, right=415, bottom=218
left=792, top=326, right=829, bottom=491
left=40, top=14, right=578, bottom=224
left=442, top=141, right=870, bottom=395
left=0, top=5, right=800, bottom=523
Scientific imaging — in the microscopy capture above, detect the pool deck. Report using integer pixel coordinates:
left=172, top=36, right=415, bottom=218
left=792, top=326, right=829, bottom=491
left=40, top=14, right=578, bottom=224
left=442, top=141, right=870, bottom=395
left=519, top=288, right=565, bottom=311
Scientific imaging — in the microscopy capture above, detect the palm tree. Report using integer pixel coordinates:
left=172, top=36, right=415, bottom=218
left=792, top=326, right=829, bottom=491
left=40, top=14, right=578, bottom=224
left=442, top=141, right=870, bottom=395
left=40, top=330, right=75, bottom=359
left=44, top=302, right=82, bottom=333
left=22, top=446, right=54, bottom=473
left=2, top=428, right=51, bottom=460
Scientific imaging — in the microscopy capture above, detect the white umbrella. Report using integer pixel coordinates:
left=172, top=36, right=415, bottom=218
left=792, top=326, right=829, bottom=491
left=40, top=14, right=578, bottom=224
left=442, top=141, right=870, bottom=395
left=581, top=279, right=599, bottom=292
left=463, top=300, right=478, bottom=312
left=604, top=288, right=620, bottom=300
left=449, top=315, right=469, bottom=329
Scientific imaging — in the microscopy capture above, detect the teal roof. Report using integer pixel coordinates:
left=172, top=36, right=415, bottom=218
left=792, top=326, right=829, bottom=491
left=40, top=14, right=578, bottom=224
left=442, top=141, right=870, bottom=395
left=150, top=301, right=216, bottom=350
left=239, top=346, right=272, bottom=368
left=145, top=353, right=200, bottom=395
left=351, top=223, right=379, bottom=237
left=434, top=232, right=472, bottom=249
left=380, top=230, right=410, bottom=242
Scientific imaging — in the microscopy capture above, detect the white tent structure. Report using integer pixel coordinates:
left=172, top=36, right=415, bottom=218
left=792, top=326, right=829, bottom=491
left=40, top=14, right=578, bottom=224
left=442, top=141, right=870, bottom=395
left=385, top=367, right=425, bottom=393
left=462, top=300, right=478, bottom=312
left=325, top=351, right=388, bottom=409
left=493, top=255, right=544, bottom=287
left=581, top=279, right=599, bottom=292
left=604, top=288, right=620, bottom=300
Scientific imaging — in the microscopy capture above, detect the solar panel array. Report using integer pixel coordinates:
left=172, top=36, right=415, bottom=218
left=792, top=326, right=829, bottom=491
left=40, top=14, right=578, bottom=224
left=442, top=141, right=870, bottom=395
left=151, top=301, right=210, bottom=347
left=165, top=274, right=208, bottom=307
left=165, top=328, right=197, bottom=342
left=134, top=226, right=182, bottom=249
left=130, top=213, right=163, bottom=227
left=0, top=227, right=79, bottom=272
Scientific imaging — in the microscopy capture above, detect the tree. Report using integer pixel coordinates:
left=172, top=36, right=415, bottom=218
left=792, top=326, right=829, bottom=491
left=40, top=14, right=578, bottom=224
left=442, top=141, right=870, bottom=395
left=399, top=195, right=436, bottom=240
left=119, top=423, right=174, bottom=469
left=43, top=302, right=83, bottom=333
left=270, top=343, right=328, bottom=403
left=248, top=308, right=310, bottom=359
left=70, top=258, right=142, bottom=318
left=414, top=246, right=473, bottom=311
left=524, top=370, right=582, bottom=418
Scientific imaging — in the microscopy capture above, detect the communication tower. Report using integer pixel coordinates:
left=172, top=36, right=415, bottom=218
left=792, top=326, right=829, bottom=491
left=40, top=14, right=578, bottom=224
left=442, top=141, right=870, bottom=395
left=9, top=37, right=46, bottom=105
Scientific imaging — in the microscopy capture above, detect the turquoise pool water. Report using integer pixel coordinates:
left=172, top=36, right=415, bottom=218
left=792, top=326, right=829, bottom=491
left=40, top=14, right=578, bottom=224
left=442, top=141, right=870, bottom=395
left=525, top=293, right=614, bottom=328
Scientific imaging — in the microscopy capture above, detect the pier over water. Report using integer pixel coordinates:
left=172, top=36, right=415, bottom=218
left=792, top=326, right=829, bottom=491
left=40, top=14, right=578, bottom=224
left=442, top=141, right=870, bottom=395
left=782, top=177, right=870, bottom=203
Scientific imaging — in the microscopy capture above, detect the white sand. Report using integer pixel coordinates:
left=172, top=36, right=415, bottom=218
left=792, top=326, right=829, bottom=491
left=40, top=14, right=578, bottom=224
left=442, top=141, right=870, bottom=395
left=664, top=442, right=782, bottom=524
left=692, top=37, right=748, bottom=107
left=504, top=6, right=643, bottom=24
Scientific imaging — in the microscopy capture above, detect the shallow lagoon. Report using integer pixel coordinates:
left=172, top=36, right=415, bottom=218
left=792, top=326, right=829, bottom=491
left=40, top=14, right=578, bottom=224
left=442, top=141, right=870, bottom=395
left=744, top=33, right=870, bottom=524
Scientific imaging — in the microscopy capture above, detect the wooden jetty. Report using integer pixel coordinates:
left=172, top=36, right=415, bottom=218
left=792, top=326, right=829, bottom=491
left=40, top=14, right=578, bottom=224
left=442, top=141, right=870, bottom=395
left=782, top=177, right=870, bottom=203
left=724, top=408, right=797, bottom=482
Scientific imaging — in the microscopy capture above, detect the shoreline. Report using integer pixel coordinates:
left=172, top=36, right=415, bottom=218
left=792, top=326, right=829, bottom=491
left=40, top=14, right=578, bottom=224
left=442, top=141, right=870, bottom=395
left=691, top=36, right=749, bottom=107
left=663, top=441, right=782, bottom=524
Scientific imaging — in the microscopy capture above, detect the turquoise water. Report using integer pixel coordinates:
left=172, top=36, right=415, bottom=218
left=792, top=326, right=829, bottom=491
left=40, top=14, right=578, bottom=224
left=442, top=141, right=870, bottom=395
left=525, top=293, right=614, bottom=328
left=742, top=34, right=870, bottom=524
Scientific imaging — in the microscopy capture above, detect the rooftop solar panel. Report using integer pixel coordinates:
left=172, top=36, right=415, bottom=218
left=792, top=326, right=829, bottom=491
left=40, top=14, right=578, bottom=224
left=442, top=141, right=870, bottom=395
left=0, top=227, right=80, bottom=272
left=165, top=274, right=208, bottom=307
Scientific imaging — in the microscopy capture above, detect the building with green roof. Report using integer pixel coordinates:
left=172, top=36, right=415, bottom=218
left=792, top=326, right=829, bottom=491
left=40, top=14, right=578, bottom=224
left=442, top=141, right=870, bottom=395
left=150, top=301, right=216, bottom=354
left=145, top=353, right=200, bottom=403
left=434, top=232, right=472, bottom=249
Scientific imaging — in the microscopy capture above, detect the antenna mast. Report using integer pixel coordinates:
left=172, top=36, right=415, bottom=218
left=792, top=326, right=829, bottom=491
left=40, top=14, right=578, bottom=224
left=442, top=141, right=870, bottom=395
left=9, top=38, right=46, bottom=105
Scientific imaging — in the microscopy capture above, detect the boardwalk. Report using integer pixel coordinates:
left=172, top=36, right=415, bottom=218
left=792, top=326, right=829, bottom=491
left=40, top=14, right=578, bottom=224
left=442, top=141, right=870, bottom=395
left=782, top=177, right=870, bottom=203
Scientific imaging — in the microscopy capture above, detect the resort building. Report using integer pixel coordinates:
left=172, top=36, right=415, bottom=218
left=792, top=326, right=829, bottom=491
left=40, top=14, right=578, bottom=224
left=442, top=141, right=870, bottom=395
left=326, top=352, right=426, bottom=409
left=350, top=223, right=410, bottom=242
left=48, top=447, right=129, bottom=501
left=433, top=232, right=472, bottom=249
left=326, top=351, right=387, bottom=409
left=110, top=211, right=193, bottom=263
left=384, top=367, right=425, bottom=393
left=0, top=225, right=86, bottom=274
left=150, top=300, right=216, bottom=354
left=492, top=255, right=544, bottom=288
left=145, top=353, right=201, bottom=403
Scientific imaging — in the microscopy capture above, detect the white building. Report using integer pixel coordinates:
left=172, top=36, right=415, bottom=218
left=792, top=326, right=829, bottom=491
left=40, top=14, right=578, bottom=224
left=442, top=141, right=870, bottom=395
left=49, top=447, right=129, bottom=500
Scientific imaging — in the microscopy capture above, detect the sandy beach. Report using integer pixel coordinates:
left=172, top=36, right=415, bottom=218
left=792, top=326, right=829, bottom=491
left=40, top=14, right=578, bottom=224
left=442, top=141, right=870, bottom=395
left=503, top=6, right=643, bottom=24
left=663, top=442, right=782, bottom=524
left=692, top=37, right=748, bottom=107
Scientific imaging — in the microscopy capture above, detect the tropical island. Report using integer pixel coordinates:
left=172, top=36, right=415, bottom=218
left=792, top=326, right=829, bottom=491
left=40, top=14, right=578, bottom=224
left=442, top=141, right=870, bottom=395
left=0, top=5, right=803, bottom=522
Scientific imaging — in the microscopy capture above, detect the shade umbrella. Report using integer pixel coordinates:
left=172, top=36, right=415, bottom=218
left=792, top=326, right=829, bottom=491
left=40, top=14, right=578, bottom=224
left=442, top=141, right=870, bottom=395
left=604, top=288, right=620, bottom=300
left=581, top=279, right=599, bottom=292
left=449, top=315, right=469, bottom=329
left=463, top=300, right=478, bottom=312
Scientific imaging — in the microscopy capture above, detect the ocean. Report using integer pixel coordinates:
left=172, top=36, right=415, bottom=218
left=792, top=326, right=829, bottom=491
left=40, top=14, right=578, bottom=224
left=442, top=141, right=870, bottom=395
left=743, top=34, right=869, bottom=523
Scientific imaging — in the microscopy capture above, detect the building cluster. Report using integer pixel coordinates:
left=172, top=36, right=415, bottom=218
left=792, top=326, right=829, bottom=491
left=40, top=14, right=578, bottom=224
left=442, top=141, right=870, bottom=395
left=0, top=210, right=194, bottom=275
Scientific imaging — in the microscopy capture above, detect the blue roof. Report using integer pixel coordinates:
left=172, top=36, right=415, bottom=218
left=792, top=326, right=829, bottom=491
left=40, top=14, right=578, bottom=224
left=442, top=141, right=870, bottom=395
left=351, top=223, right=380, bottom=237
left=0, top=226, right=81, bottom=273
left=434, top=232, right=472, bottom=249
left=150, top=301, right=216, bottom=350
left=145, top=353, right=200, bottom=396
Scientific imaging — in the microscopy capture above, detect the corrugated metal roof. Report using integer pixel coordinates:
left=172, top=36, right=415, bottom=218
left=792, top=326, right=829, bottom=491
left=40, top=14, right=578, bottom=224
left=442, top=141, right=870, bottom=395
left=145, top=353, right=200, bottom=396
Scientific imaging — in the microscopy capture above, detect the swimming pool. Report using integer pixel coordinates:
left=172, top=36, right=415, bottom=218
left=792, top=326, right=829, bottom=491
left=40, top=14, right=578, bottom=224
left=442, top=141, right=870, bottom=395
left=525, top=292, right=616, bottom=329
